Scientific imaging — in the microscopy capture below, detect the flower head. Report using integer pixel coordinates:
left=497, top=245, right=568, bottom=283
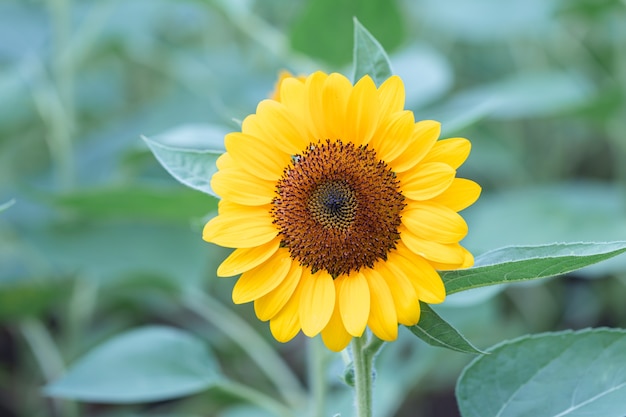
left=203, top=71, right=480, bottom=351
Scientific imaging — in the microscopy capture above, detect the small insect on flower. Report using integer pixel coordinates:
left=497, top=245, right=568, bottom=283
left=203, top=71, right=481, bottom=351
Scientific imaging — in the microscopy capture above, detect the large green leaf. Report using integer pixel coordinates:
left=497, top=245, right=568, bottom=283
left=456, top=328, right=626, bottom=417
left=142, top=124, right=226, bottom=198
left=352, top=17, right=393, bottom=86
left=442, top=242, right=626, bottom=295
left=50, top=185, right=217, bottom=222
left=406, top=302, right=484, bottom=354
left=45, top=326, right=223, bottom=403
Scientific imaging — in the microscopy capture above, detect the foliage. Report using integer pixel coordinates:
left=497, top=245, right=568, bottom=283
left=2, top=0, right=626, bottom=416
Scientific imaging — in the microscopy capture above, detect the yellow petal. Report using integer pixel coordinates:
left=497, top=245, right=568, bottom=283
left=378, top=75, right=405, bottom=117
left=430, top=246, right=475, bottom=270
left=321, top=73, right=352, bottom=140
left=345, top=75, right=380, bottom=145
left=211, top=168, right=276, bottom=206
left=395, top=243, right=447, bottom=304
left=321, top=287, right=352, bottom=352
left=280, top=76, right=308, bottom=123
left=400, top=227, right=465, bottom=266
left=305, top=71, right=330, bottom=140
left=402, top=202, right=468, bottom=243
left=422, top=137, right=471, bottom=169
left=242, top=100, right=310, bottom=155
left=362, top=269, right=397, bottom=341
left=398, top=162, right=455, bottom=201
left=202, top=204, right=277, bottom=248
left=375, top=260, right=420, bottom=326
left=337, top=272, right=370, bottom=337
left=216, top=152, right=235, bottom=170
left=369, top=110, right=415, bottom=163
left=217, top=237, right=281, bottom=277
left=431, top=178, right=482, bottom=212
left=232, top=249, right=292, bottom=303
left=269, top=279, right=303, bottom=343
left=299, top=269, right=335, bottom=337
left=390, top=120, right=440, bottom=172
left=254, top=262, right=302, bottom=321
left=224, top=132, right=291, bottom=181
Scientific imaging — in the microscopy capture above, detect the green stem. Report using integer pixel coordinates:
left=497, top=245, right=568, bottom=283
left=218, top=381, right=294, bottom=417
left=351, top=334, right=386, bottom=417
left=20, top=319, right=79, bottom=417
left=182, top=289, right=306, bottom=408
left=351, top=335, right=374, bottom=417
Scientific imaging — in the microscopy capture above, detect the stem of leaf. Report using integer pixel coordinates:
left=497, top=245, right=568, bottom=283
left=182, top=289, right=306, bottom=408
left=351, top=335, right=373, bottom=417
left=20, top=318, right=79, bottom=417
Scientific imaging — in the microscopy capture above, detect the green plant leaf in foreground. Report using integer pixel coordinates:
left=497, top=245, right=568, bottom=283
left=142, top=126, right=224, bottom=198
left=352, top=17, right=393, bottom=86
left=442, top=241, right=626, bottom=295
left=406, top=302, right=484, bottom=354
left=45, top=326, right=222, bottom=403
left=456, top=328, right=626, bottom=417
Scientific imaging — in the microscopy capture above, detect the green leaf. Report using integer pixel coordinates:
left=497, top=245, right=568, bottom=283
left=406, top=302, right=484, bottom=354
left=290, top=0, right=404, bottom=66
left=0, top=278, right=73, bottom=320
left=50, top=185, right=217, bottom=223
left=0, top=199, right=15, bottom=213
left=456, top=328, right=626, bottom=417
left=45, top=326, right=223, bottom=403
left=352, top=17, right=393, bottom=86
left=142, top=125, right=225, bottom=198
left=442, top=242, right=626, bottom=295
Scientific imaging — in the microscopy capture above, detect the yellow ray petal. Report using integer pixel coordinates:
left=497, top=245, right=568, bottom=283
left=398, top=162, right=455, bottom=201
left=321, top=285, right=352, bottom=352
left=224, top=132, right=291, bottom=181
left=369, top=110, right=415, bottom=163
left=402, top=202, right=468, bottom=243
left=395, top=243, right=447, bottom=304
left=254, top=262, right=302, bottom=321
left=299, top=269, right=335, bottom=337
left=362, top=269, right=397, bottom=341
left=217, top=237, right=281, bottom=277
left=375, top=260, right=420, bottom=326
left=269, top=278, right=303, bottom=343
left=345, top=75, right=380, bottom=145
left=305, top=71, right=330, bottom=140
left=430, top=246, right=475, bottom=270
left=378, top=75, right=405, bottom=117
left=320, top=73, right=352, bottom=140
left=202, top=204, right=277, bottom=248
left=400, top=226, right=465, bottom=267
left=430, top=178, right=482, bottom=212
left=422, top=137, right=471, bottom=169
left=280, top=76, right=308, bottom=123
left=211, top=168, right=276, bottom=206
left=215, top=152, right=235, bottom=170
left=242, top=100, right=310, bottom=155
left=232, top=249, right=292, bottom=304
left=390, top=120, right=440, bottom=172
left=337, top=272, right=370, bottom=337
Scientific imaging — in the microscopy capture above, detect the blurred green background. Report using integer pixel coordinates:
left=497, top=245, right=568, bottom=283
left=2, top=0, right=626, bottom=416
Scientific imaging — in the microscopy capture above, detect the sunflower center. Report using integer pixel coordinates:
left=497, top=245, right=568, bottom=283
left=272, top=140, right=405, bottom=278
left=308, top=180, right=357, bottom=231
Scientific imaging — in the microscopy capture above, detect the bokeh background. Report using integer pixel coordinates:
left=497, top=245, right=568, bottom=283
left=2, top=0, right=626, bottom=416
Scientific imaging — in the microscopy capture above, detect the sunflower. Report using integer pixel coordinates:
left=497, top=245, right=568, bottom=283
left=203, top=71, right=480, bottom=352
